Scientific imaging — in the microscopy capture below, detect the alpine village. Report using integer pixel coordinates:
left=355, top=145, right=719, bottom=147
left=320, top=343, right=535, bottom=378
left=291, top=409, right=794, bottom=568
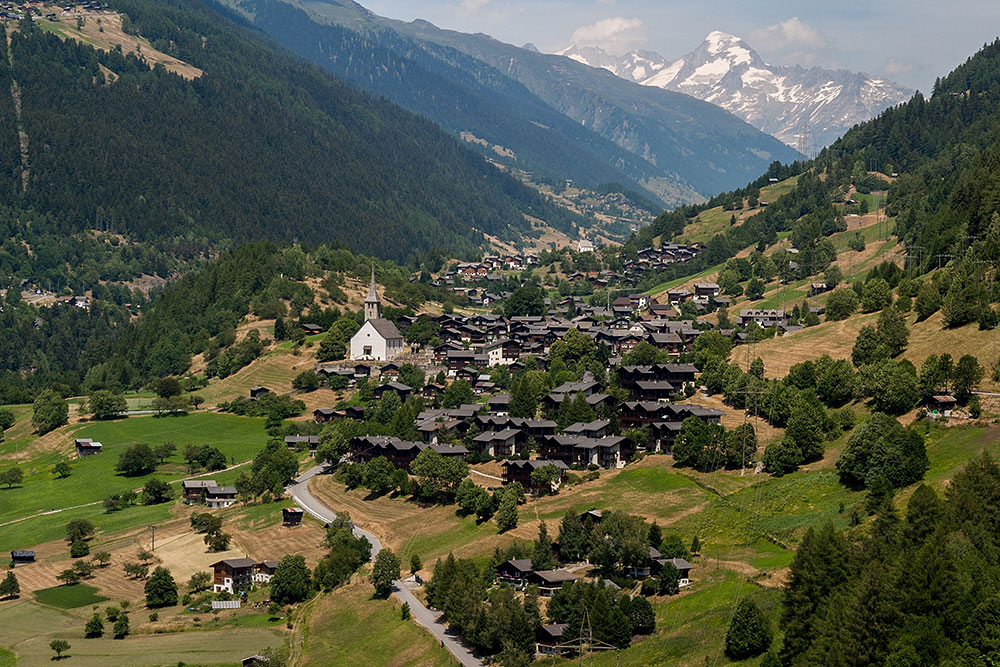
left=0, top=0, right=998, bottom=665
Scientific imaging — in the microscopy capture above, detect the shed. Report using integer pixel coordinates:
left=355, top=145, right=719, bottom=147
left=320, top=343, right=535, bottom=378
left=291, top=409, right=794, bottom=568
left=927, top=395, right=958, bottom=417
left=249, top=386, right=270, bottom=399
left=10, top=550, right=35, bottom=566
left=282, top=507, right=304, bottom=526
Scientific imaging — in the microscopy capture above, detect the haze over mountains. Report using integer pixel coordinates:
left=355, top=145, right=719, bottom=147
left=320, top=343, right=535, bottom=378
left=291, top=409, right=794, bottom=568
left=218, top=0, right=802, bottom=206
left=558, top=31, right=912, bottom=150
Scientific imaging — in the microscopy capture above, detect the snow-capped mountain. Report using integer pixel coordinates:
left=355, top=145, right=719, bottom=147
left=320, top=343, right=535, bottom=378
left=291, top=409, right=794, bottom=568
left=557, top=32, right=912, bottom=150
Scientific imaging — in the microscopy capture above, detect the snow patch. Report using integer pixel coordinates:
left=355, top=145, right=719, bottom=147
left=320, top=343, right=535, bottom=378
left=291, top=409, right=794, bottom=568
left=705, top=30, right=739, bottom=55
left=682, top=58, right=731, bottom=84
left=642, top=58, right=684, bottom=87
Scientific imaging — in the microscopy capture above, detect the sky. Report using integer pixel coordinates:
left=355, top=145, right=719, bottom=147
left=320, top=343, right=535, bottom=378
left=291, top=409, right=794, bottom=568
left=363, top=0, right=1000, bottom=91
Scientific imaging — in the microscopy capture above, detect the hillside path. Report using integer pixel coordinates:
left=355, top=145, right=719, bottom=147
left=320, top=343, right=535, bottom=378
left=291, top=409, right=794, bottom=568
left=288, top=466, right=481, bottom=667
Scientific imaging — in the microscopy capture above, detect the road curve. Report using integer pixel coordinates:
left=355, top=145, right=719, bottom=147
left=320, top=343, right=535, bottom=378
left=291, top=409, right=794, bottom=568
left=287, top=466, right=482, bottom=667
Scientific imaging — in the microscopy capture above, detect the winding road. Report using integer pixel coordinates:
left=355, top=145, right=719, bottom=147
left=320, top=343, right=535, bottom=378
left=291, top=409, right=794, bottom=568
left=287, top=466, right=482, bottom=667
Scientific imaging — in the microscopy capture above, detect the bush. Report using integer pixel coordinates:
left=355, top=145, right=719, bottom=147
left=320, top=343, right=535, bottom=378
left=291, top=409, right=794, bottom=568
left=837, top=412, right=928, bottom=490
left=70, top=540, right=91, bottom=558
left=115, top=443, right=157, bottom=476
left=292, top=370, right=321, bottom=392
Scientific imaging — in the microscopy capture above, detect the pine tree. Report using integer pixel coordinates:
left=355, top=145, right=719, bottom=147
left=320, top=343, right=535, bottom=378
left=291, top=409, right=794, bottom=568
left=902, top=484, right=942, bottom=547
left=607, top=605, right=633, bottom=649
left=725, top=599, right=772, bottom=659
left=531, top=522, right=557, bottom=570
left=690, top=535, right=701, bottom=556
left=557, top=512, right=587, bottom=562
left=567, top=392, right=596, bottom=425
left=628, top=596, right=655, bottom=634
left=877, top=306, right=909, bottom=355
left=273, top=316, right=288, bottom=341
left=647, top=522, right=662, bottom=551
left=508, top=377, right=537, bottom=419
left=0, top=570, right=19, bottom=598
left=805, top=563, right=901, bottom=666
left=779, top=524, right=851, bottom=664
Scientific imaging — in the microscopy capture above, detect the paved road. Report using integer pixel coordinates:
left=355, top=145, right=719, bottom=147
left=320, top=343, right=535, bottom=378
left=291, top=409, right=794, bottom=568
left=287, top=466, right=482, bottom=667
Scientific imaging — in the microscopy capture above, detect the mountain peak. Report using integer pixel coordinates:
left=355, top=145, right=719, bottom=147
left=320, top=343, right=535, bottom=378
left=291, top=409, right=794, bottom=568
left=552, top=31, right=912, bottom=150
left=704, top=31, right=742, bottom=53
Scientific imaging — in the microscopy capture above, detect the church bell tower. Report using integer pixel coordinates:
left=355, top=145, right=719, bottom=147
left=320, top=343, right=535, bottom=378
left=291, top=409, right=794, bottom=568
left=365, top=266, right=381, bottom=321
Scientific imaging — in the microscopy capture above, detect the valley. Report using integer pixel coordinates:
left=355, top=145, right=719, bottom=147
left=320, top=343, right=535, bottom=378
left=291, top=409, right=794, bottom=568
left=0, top=0, right=998, bottom=665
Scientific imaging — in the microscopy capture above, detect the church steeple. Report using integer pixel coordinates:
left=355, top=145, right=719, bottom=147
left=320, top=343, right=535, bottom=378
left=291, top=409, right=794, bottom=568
left=365, top=265, right=381, bottom=321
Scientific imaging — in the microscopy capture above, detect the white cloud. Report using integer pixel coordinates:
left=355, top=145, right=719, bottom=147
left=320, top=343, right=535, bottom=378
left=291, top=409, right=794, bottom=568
left=748, top=17, right=829, bottom=51
left=457, top=0, right=489, bottom=18
left=745, top=17, right=835, bottom=67
left=569, top=17, right=647, bottom=54
left=883, top=57, right=916, bottom=77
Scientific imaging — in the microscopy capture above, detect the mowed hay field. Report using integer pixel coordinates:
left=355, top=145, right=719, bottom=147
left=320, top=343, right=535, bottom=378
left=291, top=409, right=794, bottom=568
left=0, top=499, right=331, bottom=664
left=0, top=597, right=283, bottom=667
left=731, top=310, right=1000, bottom=389
left=300, top=576, right=456, bottom=667
left=311, top=458, right=722, bottom=571
left=4, top=495, right=325, bottom=599
left=35, top=7, right=203, bottom=80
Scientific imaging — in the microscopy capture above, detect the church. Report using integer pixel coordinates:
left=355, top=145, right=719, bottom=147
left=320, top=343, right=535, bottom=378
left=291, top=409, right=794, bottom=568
left=349, top=269, right=404, bottom=361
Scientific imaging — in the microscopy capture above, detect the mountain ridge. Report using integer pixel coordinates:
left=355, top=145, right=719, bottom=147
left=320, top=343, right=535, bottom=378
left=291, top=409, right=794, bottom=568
left=0, top=0, right=590, bottom=262
left=558, top=32, right=912, bottom=149
left=221, top=0, right=801, bottom=203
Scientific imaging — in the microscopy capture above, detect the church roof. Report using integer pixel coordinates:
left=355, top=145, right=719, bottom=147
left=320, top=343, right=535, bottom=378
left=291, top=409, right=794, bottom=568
left=368, top=318, right=402, bottom=340
left=366, top=267, right=380, bottom=304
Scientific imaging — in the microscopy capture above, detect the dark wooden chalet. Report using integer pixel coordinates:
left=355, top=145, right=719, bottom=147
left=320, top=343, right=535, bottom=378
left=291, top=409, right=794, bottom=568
left=528, top=569, right=577, bottom=596
left=372, top=381, right=412, bottom=403
left=471, top=428, right=525, bottom=458
left=284, top=435, right=319, bottom=451
left=212, top=558, right=257, bottom=593
left=536, top=624, right=569, bottom=655
left=495, top=558, right=533, bottom=586
left=502, top=459, right=568, bottom=494
left=74, top=438, right=103, bottom=457
left=313, top=408, right=337, bottom=423
left=182, top=479, right=217, bottom=503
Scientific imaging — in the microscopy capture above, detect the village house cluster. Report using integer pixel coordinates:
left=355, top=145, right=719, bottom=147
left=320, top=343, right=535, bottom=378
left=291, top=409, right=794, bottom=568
left=307, top=273, right=728, bottom=497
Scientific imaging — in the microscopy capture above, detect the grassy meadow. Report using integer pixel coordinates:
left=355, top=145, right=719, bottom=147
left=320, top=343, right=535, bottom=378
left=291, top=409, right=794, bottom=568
left=0, top=412, right=269, bottom=551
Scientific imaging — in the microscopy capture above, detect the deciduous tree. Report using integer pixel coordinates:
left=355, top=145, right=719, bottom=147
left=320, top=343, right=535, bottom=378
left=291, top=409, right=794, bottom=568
left=144, top=567, right=178, bottom=607
left=370, top=549, right=400, bottom=598
left=271, top=555, right=313, bottom=604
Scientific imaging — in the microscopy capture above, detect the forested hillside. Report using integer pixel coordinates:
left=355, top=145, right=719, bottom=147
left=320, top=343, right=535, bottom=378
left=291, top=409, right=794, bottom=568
left=227, top=0, right=672, bottom=204
left=0, top=240, right=440, bottom=402
left=639, top=38, right=1000, bottom=306
left=2, top=0, right=581, bottom=262
left=779, top=456, right=1000, bottom=665
left=226, top=0, right=801, bottom=204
